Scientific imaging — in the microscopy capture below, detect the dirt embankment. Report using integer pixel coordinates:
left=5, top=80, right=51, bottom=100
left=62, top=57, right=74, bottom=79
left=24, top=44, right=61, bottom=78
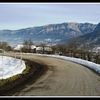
left=4, top=53, right=100, bottom=96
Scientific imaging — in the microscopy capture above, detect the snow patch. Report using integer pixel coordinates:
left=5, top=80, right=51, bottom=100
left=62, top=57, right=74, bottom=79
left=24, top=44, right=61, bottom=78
left=34, top=54, right=100, bottom=74
left=0, top=56, right=26, bottom=79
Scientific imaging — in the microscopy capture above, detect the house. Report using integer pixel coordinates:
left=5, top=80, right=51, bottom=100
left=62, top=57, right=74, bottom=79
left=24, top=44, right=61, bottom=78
left=14, top=44, right=53, bottom=54
left=92, top=47, right=100, bottom=53
left=30, top=45, right=36, bottom=53
left=36, top=46, right=53, bottom=54
left=14, top=45, right=24, bottom=51
left=44, top=46, right=53, bottom=54
left=14, top=44, right=36, bottom=53
left=36, top=47, right=43, bottom=54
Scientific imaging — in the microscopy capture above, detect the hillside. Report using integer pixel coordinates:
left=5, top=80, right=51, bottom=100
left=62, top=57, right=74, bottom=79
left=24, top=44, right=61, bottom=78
left=0, top=22, right=96, bottom=46
left=76, top=23, right=100, bottom=49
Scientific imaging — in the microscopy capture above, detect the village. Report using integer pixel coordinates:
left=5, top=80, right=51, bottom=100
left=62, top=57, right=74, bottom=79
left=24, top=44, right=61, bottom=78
left=13, top=44, right=53, bottom=54
left=0, top=40, right=100, bottom=65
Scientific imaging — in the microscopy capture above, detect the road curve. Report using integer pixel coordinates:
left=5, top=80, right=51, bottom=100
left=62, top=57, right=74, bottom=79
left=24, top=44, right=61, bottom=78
left=5, top=53, right=100, bottom=96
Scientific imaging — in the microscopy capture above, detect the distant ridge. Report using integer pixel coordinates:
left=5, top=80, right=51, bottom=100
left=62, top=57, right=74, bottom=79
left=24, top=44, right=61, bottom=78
left=0, top=22, right=96, bottom=46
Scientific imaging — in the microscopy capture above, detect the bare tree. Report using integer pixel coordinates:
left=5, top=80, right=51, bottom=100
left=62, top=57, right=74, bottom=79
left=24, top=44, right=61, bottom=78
left=22, top=39, right=33, bottom=53
left=0, top=41, right=12, bottom=51
left=66, top=39, right=78, bottom=57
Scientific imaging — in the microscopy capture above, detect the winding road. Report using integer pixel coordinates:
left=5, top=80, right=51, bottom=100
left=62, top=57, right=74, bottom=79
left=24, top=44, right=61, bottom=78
left=5, top=53, right=100, bottom=96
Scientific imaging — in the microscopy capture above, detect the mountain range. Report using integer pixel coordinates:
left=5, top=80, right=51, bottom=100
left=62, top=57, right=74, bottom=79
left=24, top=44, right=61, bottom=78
left=0, top=22, right=98, bottom=47
left=76, top=23, right=100, bottom=49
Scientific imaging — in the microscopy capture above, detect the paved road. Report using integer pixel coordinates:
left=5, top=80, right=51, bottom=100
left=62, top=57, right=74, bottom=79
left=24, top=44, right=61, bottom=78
left=5, top=53, right=100, bottom=96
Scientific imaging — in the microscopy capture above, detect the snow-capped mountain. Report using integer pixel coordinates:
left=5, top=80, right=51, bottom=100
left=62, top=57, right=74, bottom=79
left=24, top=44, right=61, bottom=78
left=0, top=22, right=96, bottom=46
left=77, top=23, right=100, bottom=49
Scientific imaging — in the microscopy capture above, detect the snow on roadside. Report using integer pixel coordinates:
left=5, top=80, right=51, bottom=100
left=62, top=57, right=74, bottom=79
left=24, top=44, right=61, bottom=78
left=34, top=54, right=100, bottom=74
left=0, top=56, right=26, bottom=79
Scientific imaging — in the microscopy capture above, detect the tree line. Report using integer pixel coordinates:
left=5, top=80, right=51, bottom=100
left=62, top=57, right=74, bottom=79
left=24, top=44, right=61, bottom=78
left=0, top=40, right=100, bottom=64
left=0, top=42, right=12, bottom=51
left=51, top=41, right=100, bottom=64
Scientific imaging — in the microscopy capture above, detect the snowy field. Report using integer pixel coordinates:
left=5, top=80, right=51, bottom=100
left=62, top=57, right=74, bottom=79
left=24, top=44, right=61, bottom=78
left=0, top=56, right=26, bottom=79
left=33, top=54, right=100, bottom=74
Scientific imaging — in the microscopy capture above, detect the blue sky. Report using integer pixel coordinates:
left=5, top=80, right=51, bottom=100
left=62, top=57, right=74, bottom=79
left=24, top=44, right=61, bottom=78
left=0, top=3, right=100, bottom=30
